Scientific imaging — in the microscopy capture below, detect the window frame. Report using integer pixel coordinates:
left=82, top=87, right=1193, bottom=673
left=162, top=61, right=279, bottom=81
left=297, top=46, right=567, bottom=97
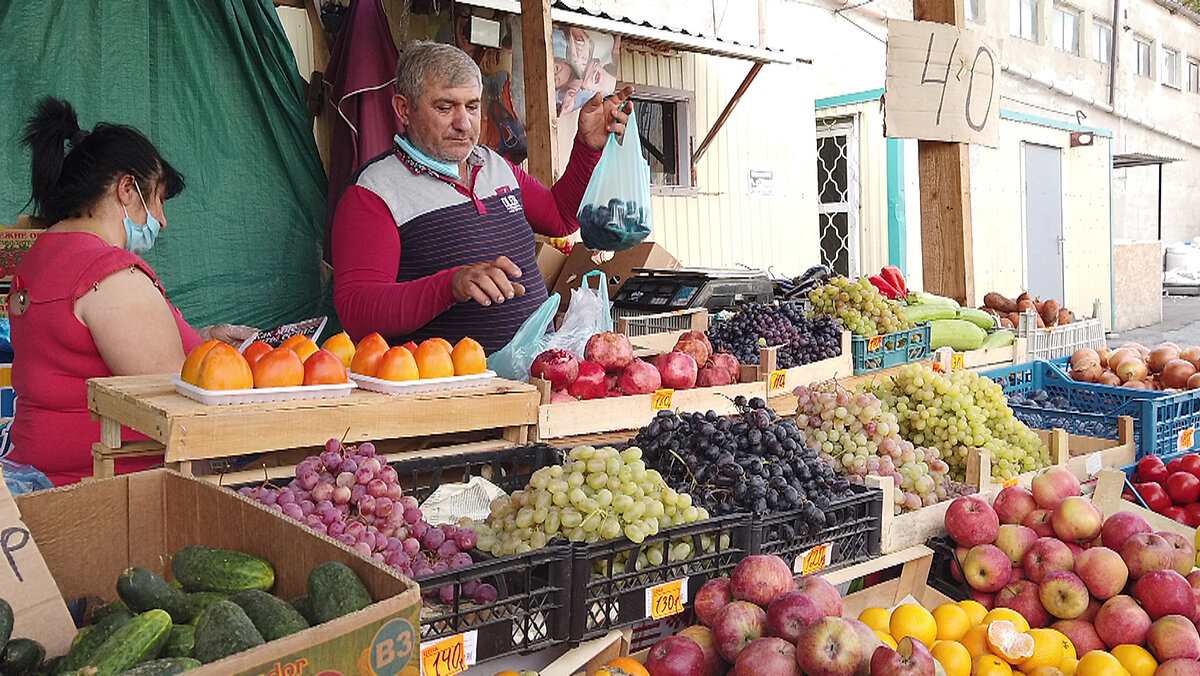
left=1010, top=0, right=1039, bottom=41
left=1051, top=5, right=1080, bottom=55
left=623, top=83, right=697, bottom=195
left=1188, top=58, right=1200, bottom=94
left=1092, top=21, right=1112, bottom=64
left=965, top=0, right=984, bottom=23
left=1162, top=46, right=1181, bottom=88
left=1135, top=36, right=1153, bottom=78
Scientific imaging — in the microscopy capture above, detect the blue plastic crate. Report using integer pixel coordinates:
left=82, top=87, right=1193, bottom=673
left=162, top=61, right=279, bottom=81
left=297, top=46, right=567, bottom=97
left=850, top=323, right=932, bottom=374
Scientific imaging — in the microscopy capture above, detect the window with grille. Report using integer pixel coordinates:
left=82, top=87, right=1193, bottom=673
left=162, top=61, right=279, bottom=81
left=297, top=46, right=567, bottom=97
left=1092, top=22, right=1112, bottom=64
left=1136, top=37, right=1153, bottom=78
left=1163, top=48, right=1180, bottom=88
left=1052, top=6, right=1079, bottom=54
left=1011, top=0, right=1038, bottom=40
left=1189, top=59, right=1200, bottom=93
left=631, top=89, right=693, bottom=188
left=815, top=117, right=859, bottom=278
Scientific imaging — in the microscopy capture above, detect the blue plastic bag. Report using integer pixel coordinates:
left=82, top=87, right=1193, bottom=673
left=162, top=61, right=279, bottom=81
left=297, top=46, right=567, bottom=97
left=576, top=114, right=653, bottom=252
left=1, top=457, right=53, bottom=495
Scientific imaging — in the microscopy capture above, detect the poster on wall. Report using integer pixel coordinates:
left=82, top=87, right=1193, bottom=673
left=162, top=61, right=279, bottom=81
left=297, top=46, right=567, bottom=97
left=553, top=24, right=621, bottom=117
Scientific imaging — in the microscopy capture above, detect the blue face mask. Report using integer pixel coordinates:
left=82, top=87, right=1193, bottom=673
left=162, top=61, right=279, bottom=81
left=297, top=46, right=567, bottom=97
left=395, top=134, right=461, bottom=179
left=122, top=182, right=161, bottom=255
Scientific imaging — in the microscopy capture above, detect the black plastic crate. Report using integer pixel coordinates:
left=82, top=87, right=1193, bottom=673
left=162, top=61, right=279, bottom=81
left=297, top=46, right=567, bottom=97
left=749, top=482, right=883, bottom=572
left=390, top=443, right=564, bottom=503
left=927, top=535, right=972, bottom=602
left=569, top=513, right=752, bottom=641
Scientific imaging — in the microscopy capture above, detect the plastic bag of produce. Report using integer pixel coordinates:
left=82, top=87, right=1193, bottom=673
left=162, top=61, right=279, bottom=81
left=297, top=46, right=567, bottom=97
left=1, top=457, right=53, bottom=495
left=575, top=113, right=652, bottom=251
left=488, top=271, right=612, bottom=380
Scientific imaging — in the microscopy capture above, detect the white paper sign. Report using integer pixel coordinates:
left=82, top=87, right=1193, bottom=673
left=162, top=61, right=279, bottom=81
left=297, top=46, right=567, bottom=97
left=1086, top=453, right=1103, bottom=476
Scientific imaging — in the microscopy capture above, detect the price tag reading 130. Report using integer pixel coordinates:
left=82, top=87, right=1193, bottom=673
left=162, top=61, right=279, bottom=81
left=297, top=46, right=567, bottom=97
left=419, top=630, right=477, bottom=676
left=651, top=389, right=675, bottom=410
left=645, top=578, right=688, bottom=620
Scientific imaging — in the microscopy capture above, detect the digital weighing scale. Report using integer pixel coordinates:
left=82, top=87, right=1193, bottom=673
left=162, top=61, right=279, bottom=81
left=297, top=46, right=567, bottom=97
left=611, top=268, right=775, bottom=317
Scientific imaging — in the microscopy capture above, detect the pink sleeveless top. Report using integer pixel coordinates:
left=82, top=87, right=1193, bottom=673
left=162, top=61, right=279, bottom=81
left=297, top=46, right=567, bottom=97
left=6, top=231, right=203, bottom=485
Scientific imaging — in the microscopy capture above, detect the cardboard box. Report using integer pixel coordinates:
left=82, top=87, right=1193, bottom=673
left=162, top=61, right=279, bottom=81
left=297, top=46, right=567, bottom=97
left=15, top=470, right=422, bottom=675
left=535, top=241, right=568, bottom=291
left=0, top=228, right=40, bottom=282
left=551, top=242, right=679, bottom=312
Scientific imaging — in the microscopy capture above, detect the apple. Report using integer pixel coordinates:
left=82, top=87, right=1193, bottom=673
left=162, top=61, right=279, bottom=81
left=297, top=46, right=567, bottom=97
left=1155, top=658, right=1200, bottom=676
left=944, top=496, right=1000, bottom=547
left=733, top=637, right=801, bottom=676
left=949, top=545, right=969, bottom=583
left=677, top=625, right=725, bottom=676
left=1137, top=455, right=1170, bottom=483
left=1101, top=511, right=1153, bottom=550
left=647, top=635, right=707, bottom=676
left=793, top=574, right=843, bottom=618
left=1121, top=532, right=1178, bottom=578
left=1147, top=614, right=1200, bottom=661
left=1093, top=594, right=1152, bottom=648
left=1051, top=619, right=1106, bottom=655
left=844, top=619, right=884, bottom=676
left=1039, top=571, right=1090, bottom=619
left=1023, top=537, right=1074, bottom=583
left=994, top=525, right=1039, bottom=566
left=1171, top=457, right=1186, bottom=473
left=1135, top=482, right=1173, bottom=513
left=1079, top=597, right=1103, bottom=622
left=1074, top=546, right=1128, bottom=599
left=995, top=579, right=1050, bottom=629
left=1031, top=466, right=1082, bottom=509
left=971, top=590, right=995, bottom=610
left=1009, top=566, right=1026, bottom=581
left=1165, top=505, right=1190, bottom=523
left=870, top=637, right=936, bottom=676
left=1184, top=503, right=1200, bottom=528
left=730, top=555, right=794, bottom=608
left=1181, top=453, right=1200, bottom=478
left=695, top=577, right=732, bottom=627
left=993, top=485, right=1039, bottom=525
left=1134, top=569, right=1197, bottom=620
left=1050, top=496, right=1103, bottom=543
left=1022, top=509, right=1056, bottom=538
left=712, top=600, right=767, bottom=662
left=1167, top=472, right=1200, bottom=504
left=1158, top=530, right=1197, bottom=576
left=795, top=617, right=863, bottom=676
left=1063, top=542, right=1084, bottom=558
left=765, top=591, right=823, bottom=643
left=963, top=544, right=1013, bottom=593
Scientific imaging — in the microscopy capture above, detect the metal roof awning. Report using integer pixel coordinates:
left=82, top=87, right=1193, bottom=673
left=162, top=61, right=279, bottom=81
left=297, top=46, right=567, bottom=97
left=1113, top=152, right=1181, bottom=169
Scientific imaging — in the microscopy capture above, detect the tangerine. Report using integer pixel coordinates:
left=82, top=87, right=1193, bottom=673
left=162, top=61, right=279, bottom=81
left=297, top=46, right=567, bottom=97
left=281, top=334, right=319, bottom=362
left=322, top=332, right=356, bottom=368
left=982, top=609, right=1031, bottom=633
left=196, top=342, right=253, bottom=390
left=451, top=337, right=487, bottom=375
left=375, top=346, right=419, bottom=381
left=1074, top=650, right=1129, bottom=676
left=351, top=336, right=389, bottom=377
left=959, top=600, right=988, bottom=626
left=303, top=349, right=348, bottom=385
left=252, top=347, right=304, bottom=388
left=891, top=602, right=938, bottom=647
left=932, top=640, right=973, bottom=676
left=242, top=340, right=273, bottom=367
left=961, top=625, right=992, bottom=659
left=181, top=339, right=221, bottom=385
left=1019, top=629, right=1065, bottom=672
left=1108, top=644, right=1155, bottom=676
left=934, top=602, right=973, bottom=642
left=414, top=341, right=454, bottom=379
left=858, top=606, right=891, bottom=634
left=600, top=658, right=649, bottom=676
left=973, top=654, right=1014, bottom=676
left=987, top=620, right=1035, bottom=665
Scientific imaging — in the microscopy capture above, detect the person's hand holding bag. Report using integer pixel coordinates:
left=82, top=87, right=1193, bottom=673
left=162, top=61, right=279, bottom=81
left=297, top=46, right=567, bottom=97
left=577, top=85, right=635, bottom=150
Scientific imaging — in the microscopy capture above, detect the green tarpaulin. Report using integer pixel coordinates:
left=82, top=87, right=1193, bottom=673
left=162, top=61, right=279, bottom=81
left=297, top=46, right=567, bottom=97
left=0, top=0, right=331, bottom=330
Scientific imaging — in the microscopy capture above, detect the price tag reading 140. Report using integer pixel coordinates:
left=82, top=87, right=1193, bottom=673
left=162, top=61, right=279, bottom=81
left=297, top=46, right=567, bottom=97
left=797, top=543, right=833, bottom=575
left=646, top=578, right=688, bottom=620
left=769, top=370, right=787, bottom=391
left=419, top=630, right=477, bottom=676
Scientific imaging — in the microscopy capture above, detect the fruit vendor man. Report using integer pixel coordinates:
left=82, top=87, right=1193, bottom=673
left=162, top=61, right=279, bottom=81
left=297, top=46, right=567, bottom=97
left=331, top=41, right=632, bottom=353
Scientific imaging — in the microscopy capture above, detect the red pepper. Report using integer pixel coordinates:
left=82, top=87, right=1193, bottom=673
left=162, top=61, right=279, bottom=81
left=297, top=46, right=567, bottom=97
left=869, top=275, right=902, bottom=300
left=881, top=265, right=909, bottom=297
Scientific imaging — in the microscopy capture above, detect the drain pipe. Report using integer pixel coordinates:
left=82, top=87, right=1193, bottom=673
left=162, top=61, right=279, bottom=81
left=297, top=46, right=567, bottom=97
left=1109, top=0, right=1120, bottom=107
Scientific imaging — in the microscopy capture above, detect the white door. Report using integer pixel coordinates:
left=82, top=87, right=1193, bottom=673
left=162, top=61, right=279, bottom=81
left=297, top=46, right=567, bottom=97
left=816, top=117, right=860, bottom=277
left=1023, top=143, right=1065, bottom=300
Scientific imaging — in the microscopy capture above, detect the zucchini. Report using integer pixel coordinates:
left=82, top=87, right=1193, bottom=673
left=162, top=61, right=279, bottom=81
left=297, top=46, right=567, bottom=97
left=287, top=596, right=316, bottom=626
left=930, top=319, right=987, bottom=351
left=191, top=601, right=264, bottom=664
left=0, top=638, right=45, bottom=676
left=306, top=562, right=372, bottom=623
left=981, top=329, right=1016, bottom=349
left=184, top=593, right=227, bottom=622
left=159, top=625, right=194, bottom=659
left=956, top=307, right=998, bottom=330
left=908, top=292, right=959, bottom=308
left=117, top=569, right=193, bottom=624
left=0, top=597, right=11, bottom=655
left=82, top=609, right=172, bottom=676
left=60, top=609, right=136, bottom=672
left=229, top=590, right=309, bottom=641
left=171, top=547, right=274, bottom=594
left=116, top=657, right=201, bottom=675
left=901, top=303, right=958, bottom=324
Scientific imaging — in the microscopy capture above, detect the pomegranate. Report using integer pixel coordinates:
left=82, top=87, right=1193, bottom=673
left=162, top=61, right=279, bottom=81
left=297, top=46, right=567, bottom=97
left=584, top=332, right=634, bottom=372
left=696, top=363, right=732, bottom=387
left=1070, top=348, right=1100, bottom=371
left=568, top=361, right=608, bottom=400
left=530, top=349, right=579, bottom=390
left=674, top=331, right=713, bottom=368
left=657, top=351, right=698, bottom=390
left=1149, top=345, right=1180, bottom=373
left=1162, top=359, right=1197, bottom=389
left=1115, top=358, right=1149, bottom=383
left=710, top=352, right=742, bottom=383
left=549, top=390, right=575, bottom=403
left=619, top=359, right=662, bottom=394
left=605, top=372, right=619, bottom=391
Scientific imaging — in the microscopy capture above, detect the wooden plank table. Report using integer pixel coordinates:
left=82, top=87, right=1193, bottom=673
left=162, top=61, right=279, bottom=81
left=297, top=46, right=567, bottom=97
left=87, top=374, right=540, bottom=478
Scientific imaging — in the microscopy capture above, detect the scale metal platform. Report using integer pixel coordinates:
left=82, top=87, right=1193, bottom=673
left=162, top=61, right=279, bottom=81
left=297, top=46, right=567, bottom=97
left=611, top=268, right=774, bottom=320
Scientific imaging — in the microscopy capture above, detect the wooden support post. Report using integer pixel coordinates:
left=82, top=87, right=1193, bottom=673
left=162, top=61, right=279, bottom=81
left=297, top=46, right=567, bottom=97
left=913, top=0, right=974, bottom=307
left=520, top=0, right=558, bottom=184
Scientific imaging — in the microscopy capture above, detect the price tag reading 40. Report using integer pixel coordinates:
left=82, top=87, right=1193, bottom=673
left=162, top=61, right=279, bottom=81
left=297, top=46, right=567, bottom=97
left=646, top=578, right=689, bottom=620
left=796, top=543, right=834, bottom=575
left=651, top=389, right=675, bottom=411
left=419, top=630, right=477, bottom=676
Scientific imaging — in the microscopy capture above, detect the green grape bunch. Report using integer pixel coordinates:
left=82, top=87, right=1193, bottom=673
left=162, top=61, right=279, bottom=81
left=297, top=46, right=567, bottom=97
left=807, top=276, right=914, bottom=337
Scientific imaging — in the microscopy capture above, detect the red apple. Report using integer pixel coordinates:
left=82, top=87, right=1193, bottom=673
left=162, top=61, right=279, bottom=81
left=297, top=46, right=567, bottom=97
left=1165, top=505, right=1190, bottom=523
left=1051, top=619, right=1106, bottom=655
left=1184, top=503, right=1200, bottom=528
left=795, top=617, right=864, bottom=676
left=765, top=591, right=823, bottom=643
left=1137, top=455, right=1170, bottom=483
left=1147, top=614, right=1200, bottom=661
left=1167, top=472, right=1200, bottom=504
left=971, top=590, right=995, bottom=609
left=869, top=637, right=936, bottom=676
left=730, top=555, right=794, bottom=608
left=1050, top=496, right=1103, bottom=543
left=845, top=619, right=884, bottom=676
left=1135, top=569, right=1197, bottom=620
left=1121, top=532, right=1178, bottom=578
left=1094, top=594, right=1153, bottom=648
left=1155, top=658, right=1200, bottom=675
left=993, top=486, right=1038, bottom=525
left=1171, top=457, right=1185, bottom=474
left=1101, top=511, right=1154, bottom=550
left=994, top=525, right=1039, bottom=567
left=1031, top=466, right=1082, bottom=510
left=1022, top=509, right=1056, bottom=538
left=712, top=601, right=767, bottom=662
left=1135, top=482, right=1173, bottom=513
left=995, top=580, right=1050, bottom=629
left=1023, top=537, right=1075, bottom=583
left=944, top=496, right=1000, bottom=547
left=1074, top=546, right=1128, bottom=599
left=733, top=637, right=801, bottom=676
left=1080, top=597, right=1103, bottom=622
left=647, top=635, right=707, bottom=676
left=677, top=625, right=725, bottom=676
left=694, top=577, right=732, bottom=627
left=1039, top=571, right=1090, bottom=620
left=1159, top=531, right=1198, bottom=576
left=963, top=544, right=1013, bottom=593
left=793, top=574, right=843, bottom=618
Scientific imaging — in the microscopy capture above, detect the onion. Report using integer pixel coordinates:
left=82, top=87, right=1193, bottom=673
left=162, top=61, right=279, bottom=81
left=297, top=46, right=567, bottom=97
left=1180, top=346, right=1200, bottom=370
left=1148, top=345, right=1180, bottom=373
left=1187, top=372, right=1200, bottom=390
left=1096, top=370, right=1122, bottom=386
left=1162, top=359, right=1198, bottom=389
left=1122, top=342, right=1150, bottom=360
left=1107, top=348, right=1138, bottom=370
left=1070, top=348, right=1100, bottom=372
left=1115, top=358, right=1148, bottom=383
left=1122, top=380, right=1149, bottom=389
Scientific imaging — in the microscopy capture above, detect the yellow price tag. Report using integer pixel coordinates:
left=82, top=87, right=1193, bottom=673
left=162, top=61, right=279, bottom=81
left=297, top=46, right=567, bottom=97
left=769, top=369, right=787, bottom=391
left=798, top=543, right=833, bottom=575
left=931, top=362, right=944, bottom=374
left=646, top=579, right=687, bottom=620
left=651, top=389, right=675, bottom=410
left=1003, top=478, right=1018, bottom=488
left=951, top=353, right=965, bottom=371
left=419, top=630, right=477, bottom=676
left=1181, top=428, right=1196, bottom=451
left=867, top=336, right=884, bottom=352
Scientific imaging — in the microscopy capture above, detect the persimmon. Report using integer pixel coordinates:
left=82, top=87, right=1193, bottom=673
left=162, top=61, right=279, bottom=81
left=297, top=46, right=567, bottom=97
left=375, top=346, right=419, bottom=381
left=350, top=339, right=388, bottom=376
left=303, top=348, right=348, bottom=385
left=357, top=332, right=389, bottom=352
left=196, top=342, right=253, bottom=390
left=241, top=340, right=273, bottom=367
left=414, top=341, right=454, bottom=379
left=181, top=339, right=222, bottom=385
left=321, top=332, right=356, bottom=368
left=281, top=334, right=319, bottom=362
left=252, top=347, right=304, bottom=388
left=400, top=340, right=419, bottom=354
left=426, top=337, right=454, bottom=353
left=451, top=337, right=487, bottom=375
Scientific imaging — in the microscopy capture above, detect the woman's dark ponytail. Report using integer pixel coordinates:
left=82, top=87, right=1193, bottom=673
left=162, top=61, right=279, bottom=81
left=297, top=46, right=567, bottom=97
left=22, top=98, right=81, bottom=216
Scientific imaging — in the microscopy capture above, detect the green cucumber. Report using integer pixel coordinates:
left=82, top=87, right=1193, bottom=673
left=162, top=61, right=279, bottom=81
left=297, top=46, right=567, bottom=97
left=287, top=596, right=316, bottom=626
left=60, top=609, right=136, bottom=672
left=306, top=562, right=372, bottom=623
left=191, top=600, right=264, bottom=664
left=159, top=625, right=194, bottom=659
left=930, top=319, right=986, bottom=351
left=82, top=609, right=172, bottom=676
left=901, top=303, right=958, bottom=324
left=72, top=626, right=94, bottom=650
left=0, top=637, right=45, bottom=676
left=0, top=597, right=12, bottom=655
left=981, top=329, right=1016, bottom=349
left=92, top=600, right=130, bottom=624
left=171, top=547, right=274, bottom=594
left=37, top=654, right=64, bottom=676
left=117, top=569, right=193, bottom=624
left=184, top=592, right=227, bottom=622
left=116, top=657, right=201, bottom=675
left=229, top=590, right=309, bottom=641
left=956, top=307, right=998, bottom=330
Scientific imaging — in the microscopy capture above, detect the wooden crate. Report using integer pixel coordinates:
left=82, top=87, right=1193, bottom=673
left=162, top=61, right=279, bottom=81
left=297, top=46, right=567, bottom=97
left=931, top=338, right=1030, bottom=373
left=737, top=331, right=855, bottom=397
left=621, top=308, right=709, bottom=357
left=86, top=374, right=540, bottom=478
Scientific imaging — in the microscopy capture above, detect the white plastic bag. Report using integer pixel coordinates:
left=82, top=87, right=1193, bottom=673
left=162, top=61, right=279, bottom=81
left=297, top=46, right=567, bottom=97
left=576, top=114, right=653, bottom=251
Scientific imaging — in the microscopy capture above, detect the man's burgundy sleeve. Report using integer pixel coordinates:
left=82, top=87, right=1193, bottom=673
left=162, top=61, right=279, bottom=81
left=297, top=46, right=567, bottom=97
left=511, top=136, right=602, bottom=237
left=331, top=186, right=460, bottom=341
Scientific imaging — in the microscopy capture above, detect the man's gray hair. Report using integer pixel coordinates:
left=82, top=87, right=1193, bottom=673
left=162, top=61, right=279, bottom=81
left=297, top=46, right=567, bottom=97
left=395, top=41, right=482, bottom=101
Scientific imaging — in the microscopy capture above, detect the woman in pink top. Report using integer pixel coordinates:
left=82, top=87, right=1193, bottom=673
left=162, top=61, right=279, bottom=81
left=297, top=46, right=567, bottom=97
left=6, top=98, right=252, bottom=485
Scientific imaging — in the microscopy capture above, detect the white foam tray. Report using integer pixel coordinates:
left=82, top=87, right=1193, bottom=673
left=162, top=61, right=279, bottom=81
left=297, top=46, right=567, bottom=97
left=349, top=370, right=496, bottom=395
left=171, top=376, right=356, bottom=406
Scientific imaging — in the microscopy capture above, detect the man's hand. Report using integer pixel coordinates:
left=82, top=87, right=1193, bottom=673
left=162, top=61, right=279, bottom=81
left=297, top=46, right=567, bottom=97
left=452, top=256, right=526, bottom=306
left=577, top=85, right=634, bottom=151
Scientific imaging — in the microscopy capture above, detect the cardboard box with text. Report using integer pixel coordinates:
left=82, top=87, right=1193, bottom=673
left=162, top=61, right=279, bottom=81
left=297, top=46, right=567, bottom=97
left=551, top=242, right=679, bottom=312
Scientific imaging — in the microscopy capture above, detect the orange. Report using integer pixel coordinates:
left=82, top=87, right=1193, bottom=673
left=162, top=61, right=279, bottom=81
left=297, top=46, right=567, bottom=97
left=859, top=607, right=891, bottom=634
left=1108, top=645, right=1155, bottom=676
left=414, top=341, right=454, bottom=379
left=598, top=658, right=649, bottom=676
left=1060, top=658, right=1078, bottom=676
left=322, top=332, right=356, bottom=368
left=932, top=639, right=972, bottom=676
left=1019, top=629, right=1065, bottom=672
left=962, top=624, right=992, bottom=660
left=876, top=630, right=898, bottom=649
left=974, top=654, right=1014, bottom=676
left=426, top=337, right=454, bottom=353
left=1046, top=629, right=1075, bottom=661
left=196, top=342, right=253, bottom=390
left=890, top=602, right=938, bottom=647
left=1026, top=668, right=1066, bottom=676
left=351, top=334, right=389, bottom=377
left=987, top=620, right=1035, bottom=664
left=934, top=602, right=972, bottom=642
left=302, top=349, right=348, bottom=385
left=181, top=339, right=221, bottom=385
left=375, top=347, right=419, bottom=381
left=959, top=599, right=988, bottom=626
left=983, top=609, right=1031, bottom=633
left=1073, top=650, right=1129, bottom=676
left=251, top=347, right=304, bottom=388
left=451, top=336, right=487, bottom=375
left=281, top=334, right=319, bottom=362
left=241, top=340, right=273, bottom=367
